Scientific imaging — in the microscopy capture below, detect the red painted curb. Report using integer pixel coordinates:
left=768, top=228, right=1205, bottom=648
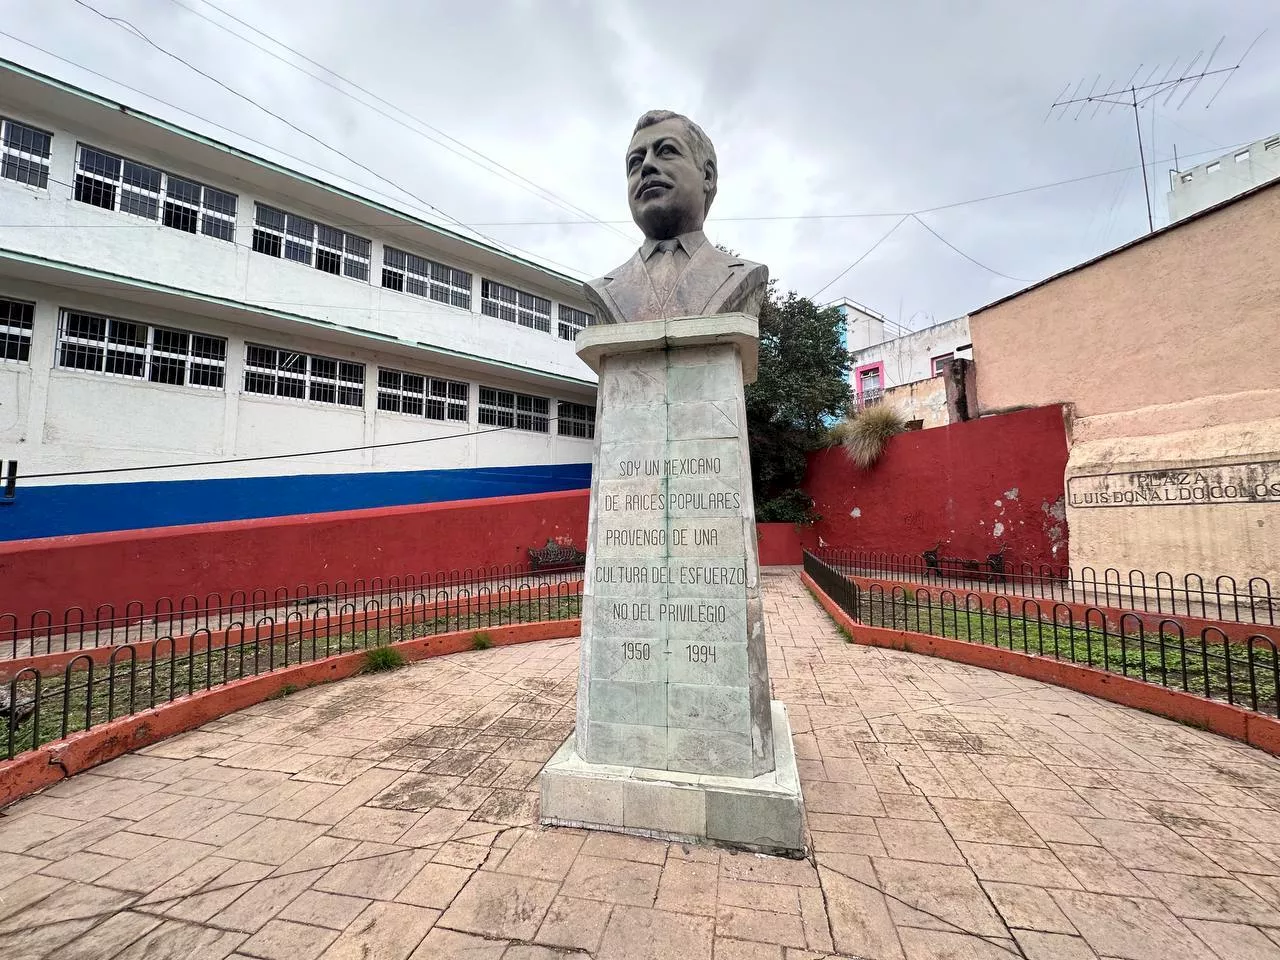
left=0, top=618, right=581, bottom=810
left=845, top=573, right=1279, bottom=645
left=801, top=571, right=1280, bottom=756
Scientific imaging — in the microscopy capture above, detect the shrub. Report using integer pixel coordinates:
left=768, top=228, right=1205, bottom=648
left=472, top=631, right=493, bottom=651
left=831, top=404, right=906, bottom=469
left=756, top=488, right=819, bottom=524
left=362, top=645, right=407, bottom=673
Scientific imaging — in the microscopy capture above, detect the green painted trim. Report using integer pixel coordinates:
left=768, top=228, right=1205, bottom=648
left=0, top=247, right=597, bottom=390
left=0, top=56, right=587, bottom=290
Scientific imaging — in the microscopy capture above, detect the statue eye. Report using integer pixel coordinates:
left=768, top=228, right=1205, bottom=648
left=660, top=144, right=678, bottom=156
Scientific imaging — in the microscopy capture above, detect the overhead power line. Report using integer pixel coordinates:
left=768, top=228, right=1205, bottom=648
left=910, top=214, right=1030, bottom=283
left=3, top=139, right=1247, bottom=237
left=62, top=0, right=597, bottom=277
left=811, top=216, right=908, bottom=299
left=17, top=418, right=574, bottom=482
left=162, top=0, right=633, bottom=245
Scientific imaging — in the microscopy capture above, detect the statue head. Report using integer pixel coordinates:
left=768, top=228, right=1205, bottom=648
left=626, top=110, right=718, bottom=242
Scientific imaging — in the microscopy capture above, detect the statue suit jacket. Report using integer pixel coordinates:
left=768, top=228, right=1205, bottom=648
left=583, top=230, right=769, bottom=324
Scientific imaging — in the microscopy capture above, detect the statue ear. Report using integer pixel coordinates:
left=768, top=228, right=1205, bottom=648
left=703, top=158, right=717, bottom=192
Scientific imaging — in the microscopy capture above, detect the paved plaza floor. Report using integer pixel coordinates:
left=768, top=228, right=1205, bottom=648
left=5, top=571, right=1280, bottom=959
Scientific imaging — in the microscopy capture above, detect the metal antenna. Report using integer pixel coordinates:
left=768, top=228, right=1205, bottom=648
left=1046, top=34, right=1261, bottom=234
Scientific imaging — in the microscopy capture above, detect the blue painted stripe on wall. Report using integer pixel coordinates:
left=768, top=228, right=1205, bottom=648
left=1, top=463, right=592, bottom=541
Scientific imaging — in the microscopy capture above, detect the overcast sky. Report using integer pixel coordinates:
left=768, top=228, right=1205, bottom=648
left=2, top=0, right=1276, bottom=327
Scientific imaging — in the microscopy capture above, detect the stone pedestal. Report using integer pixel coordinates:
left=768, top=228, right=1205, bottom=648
left=539, top=314, right=805, bottom=856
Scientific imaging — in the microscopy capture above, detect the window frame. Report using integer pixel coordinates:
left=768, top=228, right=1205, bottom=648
left=252, top=203, right=370, bottom=281
left=242, top=342, right=365, bottom=409
left=0, top=296, right=35, bottom=364
left=557, top=400, right=596, bottom=439
left=0, top=117, right=53, bottom=189
left=376, top=367, right=469, bottom=422
left=72, top=143, right=238, bottom=242
left=931, top=353, right=954, bottom=376
left=478, top=386, right=549, bottom=433
left=855, top=362, right=884, bottom=394
left=380, top=246, right=472, bottom=310
left=557, top=304, right=594, bottom=342
left=54, top=308, right=227, bottom=390
left=480, top=279, right=552, bottom=333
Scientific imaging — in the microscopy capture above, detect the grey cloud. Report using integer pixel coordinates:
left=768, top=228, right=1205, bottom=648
left=2, top=0, right=1276, bottom=323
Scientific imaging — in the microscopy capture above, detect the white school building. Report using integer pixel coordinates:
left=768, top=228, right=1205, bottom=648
left=0, top=58, right=600, bottom=541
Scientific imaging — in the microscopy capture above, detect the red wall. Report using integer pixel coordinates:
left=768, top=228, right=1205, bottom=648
left=806, top=405, right=1070, bottom=566
left=2, top=489, right=589, bottom=627
left=757, top=523, right=818, bottom=566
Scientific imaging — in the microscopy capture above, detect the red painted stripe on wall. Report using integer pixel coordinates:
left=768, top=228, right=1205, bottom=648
left=1, top=489, right=589, bottom=627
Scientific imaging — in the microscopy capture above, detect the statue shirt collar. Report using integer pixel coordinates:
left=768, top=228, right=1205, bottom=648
left=640, top=229, right=708, bottom=262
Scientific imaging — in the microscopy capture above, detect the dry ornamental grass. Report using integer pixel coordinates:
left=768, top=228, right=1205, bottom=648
left=830, top=403, right=907, bottom=468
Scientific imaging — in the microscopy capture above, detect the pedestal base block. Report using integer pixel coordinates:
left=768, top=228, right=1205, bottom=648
left=540, top=701, right=805, bottom=857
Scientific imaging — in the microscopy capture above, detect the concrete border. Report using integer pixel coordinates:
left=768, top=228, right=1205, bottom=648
left=844, top=573, right=1280, bottom=645
left=802, top=570, right=1280, bottom=757
left=0, top=618, right=580, bottom=810
left=540, top=700, right=806, bottom=858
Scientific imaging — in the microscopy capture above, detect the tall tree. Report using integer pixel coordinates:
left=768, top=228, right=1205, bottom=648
left=745, top=287, right=851, bottom=522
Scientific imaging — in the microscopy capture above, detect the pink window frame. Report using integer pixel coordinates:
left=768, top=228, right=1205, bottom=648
left=854, top=361, right=884, bottom=396
left=930, top=352, right=954, bottom=376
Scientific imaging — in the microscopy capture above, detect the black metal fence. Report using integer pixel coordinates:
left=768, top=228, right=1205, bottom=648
left=814, top=547, right=1278, bottom=626
left=2, top=574, right=583, bottom=761
left=804, top=550, right=1280, bottom=718
left=2, top=562, right=583, bottom=661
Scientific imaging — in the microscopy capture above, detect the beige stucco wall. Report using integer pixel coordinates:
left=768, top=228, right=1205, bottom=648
left=969, top=182, right=1280, bottom=589
left=882, top=377, right=949, bottom=428
left=970, top=180, right=1280, bottom=426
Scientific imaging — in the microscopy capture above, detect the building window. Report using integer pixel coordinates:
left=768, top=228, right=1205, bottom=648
left=557, top=401, right=595, bottom=439
left=480, top=280, right=551, bottom=333
left=1266, top=136, right=1280, bottom=152
left=252, top=203, right=370, bottom=280
left=931, top=353, right=953, bottom=376
left=376, top=368, right=468, bottom=422
left=557, top=305, right=593, bottom=342
left=243, top=343, right=364, bottom=407
left=56, top=309, right=226, bottom=388
left=858, top=367, right=882, bottom=392
left=478, top=386, right=549, bottom=432
left=1206, top=161, right=1221, bottom=174
left=1180, top=172, right=1193, bottom=183
left=1, top=117, right=52, bottom=189
left=72, top=144, right=237, bottom=241
left=381, top=247, right=472, bottom=309
left=0, top=297, right=34, bottom=363
left=1235, top=149, right=1250, bottom=163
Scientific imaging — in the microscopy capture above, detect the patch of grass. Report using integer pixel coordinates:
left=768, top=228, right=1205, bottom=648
left=472, top=631, right=493, bottom=650
left=5, top=594, right=582, bottom=759
left=857, top=593, right=1280, bottom=712
left=362, top=645, right=407, bottom=673
left=269, top=683, right=300, bottom=700
left=830, top=404, right=907, bottom=469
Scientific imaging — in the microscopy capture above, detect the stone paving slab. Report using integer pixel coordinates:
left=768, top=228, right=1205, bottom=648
left=5, top=570, right=1280, bottom=959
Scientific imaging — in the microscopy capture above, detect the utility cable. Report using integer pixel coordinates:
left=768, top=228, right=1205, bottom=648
left=16, top=417, right=578, bottom=481
left=61, top=0, right=592, bottom=276
left=161, top=0, right=634, bottom=245
left=910, top=214, right=1031, bottom=284
left=810, top=216, right=908, bottom=299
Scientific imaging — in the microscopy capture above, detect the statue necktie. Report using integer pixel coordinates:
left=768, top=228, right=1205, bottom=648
left=649, top=238, right=682, bottom=308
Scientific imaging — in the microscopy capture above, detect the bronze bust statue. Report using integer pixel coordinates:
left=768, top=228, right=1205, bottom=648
left=584, top=110, right=769, bottom=325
